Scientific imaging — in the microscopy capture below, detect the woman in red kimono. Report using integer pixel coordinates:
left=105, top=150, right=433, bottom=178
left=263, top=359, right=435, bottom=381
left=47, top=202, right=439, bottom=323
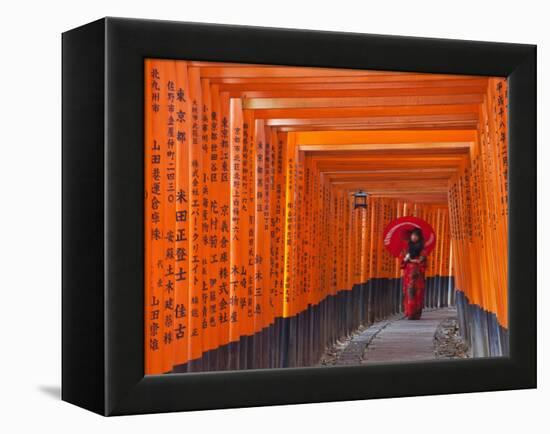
left=400, top=228, right=427, bottom=320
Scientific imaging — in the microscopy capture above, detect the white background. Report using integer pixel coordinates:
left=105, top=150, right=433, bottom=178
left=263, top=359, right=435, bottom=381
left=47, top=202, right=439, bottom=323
left=0, top=0, right=545, bottom=432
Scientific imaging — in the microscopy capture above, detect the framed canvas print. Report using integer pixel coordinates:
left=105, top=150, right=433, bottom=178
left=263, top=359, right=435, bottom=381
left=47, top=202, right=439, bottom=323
left=62, top=17, right=536, bottom=416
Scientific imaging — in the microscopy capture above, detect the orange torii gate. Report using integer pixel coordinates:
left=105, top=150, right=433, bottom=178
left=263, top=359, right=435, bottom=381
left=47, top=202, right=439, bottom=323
left=144, top=59, right=508, bottom=374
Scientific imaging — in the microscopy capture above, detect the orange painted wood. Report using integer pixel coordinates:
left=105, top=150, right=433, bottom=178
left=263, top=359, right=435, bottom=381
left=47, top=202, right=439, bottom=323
left=144, top=59, right=508, bottom=373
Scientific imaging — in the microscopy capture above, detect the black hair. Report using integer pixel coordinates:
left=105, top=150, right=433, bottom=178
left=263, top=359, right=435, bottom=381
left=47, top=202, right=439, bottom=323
left=408, top=228, right=424, bottom=258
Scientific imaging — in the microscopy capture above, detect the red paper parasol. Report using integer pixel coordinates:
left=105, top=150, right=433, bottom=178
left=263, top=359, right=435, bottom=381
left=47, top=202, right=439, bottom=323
left=382, top=216, right=436, bottom=257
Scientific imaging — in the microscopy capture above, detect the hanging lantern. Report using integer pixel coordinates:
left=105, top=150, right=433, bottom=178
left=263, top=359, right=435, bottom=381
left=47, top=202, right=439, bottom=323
left=353, top=190, right=368, bottom=210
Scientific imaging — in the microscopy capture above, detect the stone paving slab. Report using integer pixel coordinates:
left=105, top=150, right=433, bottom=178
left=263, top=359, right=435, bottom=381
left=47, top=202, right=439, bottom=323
left=333, top=308, right=458, bottom=366
left=335, top=313, right=404, bottom=366
left=362, top=308, right=457, bottom=364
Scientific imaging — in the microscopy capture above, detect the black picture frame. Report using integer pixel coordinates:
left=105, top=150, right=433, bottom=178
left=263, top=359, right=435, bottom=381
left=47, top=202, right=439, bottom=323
left=62, top=17, right=536, bottom=416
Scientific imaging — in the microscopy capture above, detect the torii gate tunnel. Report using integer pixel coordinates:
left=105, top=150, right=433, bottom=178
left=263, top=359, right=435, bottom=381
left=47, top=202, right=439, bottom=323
left=144, top=59, right=508, bottom=375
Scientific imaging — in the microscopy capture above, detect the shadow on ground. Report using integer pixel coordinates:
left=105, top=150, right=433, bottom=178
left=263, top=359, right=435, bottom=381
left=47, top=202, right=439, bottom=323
left=38, top=385, right=61, bottom=400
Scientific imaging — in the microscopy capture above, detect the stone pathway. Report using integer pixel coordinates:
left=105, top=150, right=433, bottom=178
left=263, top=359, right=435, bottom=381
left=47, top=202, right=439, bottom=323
left=362, top=308, right=457, bottom=363
left=329, top=307, right=459, bottom=366
left=334, top=313, right=404, bottom=366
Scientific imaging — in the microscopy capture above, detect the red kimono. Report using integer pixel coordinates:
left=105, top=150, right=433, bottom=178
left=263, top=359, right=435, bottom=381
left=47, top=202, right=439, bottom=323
left=399, top=248, right=427, bottom=319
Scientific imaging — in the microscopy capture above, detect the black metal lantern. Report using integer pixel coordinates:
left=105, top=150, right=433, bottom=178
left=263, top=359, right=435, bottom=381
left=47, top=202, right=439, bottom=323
left=353, top=190, right=368, bottom=210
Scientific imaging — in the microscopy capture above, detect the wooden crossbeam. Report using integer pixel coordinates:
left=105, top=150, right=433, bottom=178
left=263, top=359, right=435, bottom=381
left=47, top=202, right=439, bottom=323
left=293, top=129, right=477, bottom=144
left=227, top=85, right=488, bottom=99
left=217, top=78, right=488, bottom=90
left=244, top=94, right=483, bottom=109
left=299, top=142, right=471, bottom=152
left=267, top=113, right=478, bottom=127
left=203, top=70, right=483, bottom=83
left=252, top=104, right=479, bottom=119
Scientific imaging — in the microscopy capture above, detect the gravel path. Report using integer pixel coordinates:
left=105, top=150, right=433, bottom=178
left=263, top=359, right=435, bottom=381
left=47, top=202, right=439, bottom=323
left=434, top=317, right=470, bottom=359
